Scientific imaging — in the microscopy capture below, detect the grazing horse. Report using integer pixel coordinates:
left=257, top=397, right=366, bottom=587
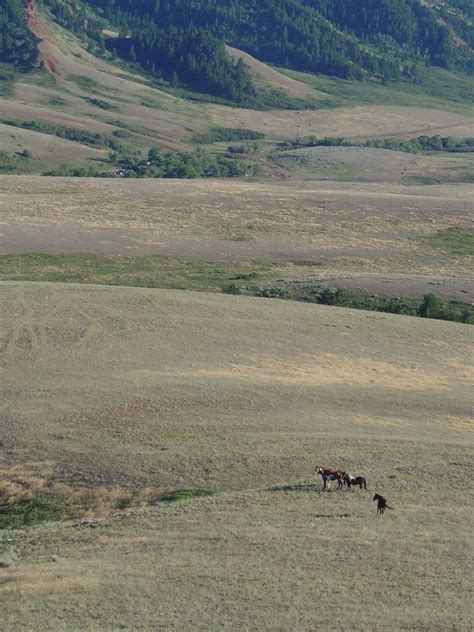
left=314, top=466, right=345, bottom=490
left=373, top=493, right=394, bottom=516
left=344, top=473, right=367, bottom=490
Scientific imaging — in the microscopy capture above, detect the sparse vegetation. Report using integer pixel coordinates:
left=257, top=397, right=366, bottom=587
left=284, top=65, right=474, bottom=114
left=0, top=66, right=16, bottom=97
left=419, top=227, right=474, bottom=255
left=0, top=150, right=34, bottom=174
left=284, top=134, right=474, bottom=154
left=158, top=489, right=216, bottom=503
left=83, top=96, right=118, bottom=111
left=0, top=118, right=125, bottom=151
left=1, top=253, right=471, bottom=324
left=44, top=147, right=261, bottom=178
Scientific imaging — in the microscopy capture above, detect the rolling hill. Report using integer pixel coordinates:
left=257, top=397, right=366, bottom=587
left=0, top=282, right=472, bottom=629
left=0, top=2, right=473, bottom=630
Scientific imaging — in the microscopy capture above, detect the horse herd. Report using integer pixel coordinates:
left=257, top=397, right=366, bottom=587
left=314, top=465, right=367, bottom=491
left=314, top=466, right=393, bottom=515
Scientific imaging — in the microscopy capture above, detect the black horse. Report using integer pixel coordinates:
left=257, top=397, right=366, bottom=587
left=373, top=493, right=394, bottom=516
left=344, top=473, right=367, bottom=490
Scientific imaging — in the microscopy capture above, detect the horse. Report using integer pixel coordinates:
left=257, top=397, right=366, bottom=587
left=344, top=473, right=367, bottom=490
left=314, top=466, right=345, bottom=490
left=373, top=493, right=394, bottom=516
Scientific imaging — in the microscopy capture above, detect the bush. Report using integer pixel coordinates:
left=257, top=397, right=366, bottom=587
left=159, top=489, right=215, bottom=503
left=315, top=287, right=350, bottom=306
left=418, top=293, right=441, bottom=318
left=193, top=127, right=265, bottom=144
left=222, top=283, right=242, bottom=295
left=0, top=495, right=71, bottom=529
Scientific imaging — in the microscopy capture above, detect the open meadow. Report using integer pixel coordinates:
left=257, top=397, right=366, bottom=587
left=1, top=176, right=472, bottom=301
left=0, top=283, right=472, bottom=629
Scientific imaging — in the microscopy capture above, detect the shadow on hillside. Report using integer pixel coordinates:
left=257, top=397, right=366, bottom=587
left=267, top=481, right=324, bottom=493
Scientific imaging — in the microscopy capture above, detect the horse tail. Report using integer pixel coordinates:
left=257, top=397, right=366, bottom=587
left=386, top=505, right=394, bottom=510
left=363, top=478, right=367, bottom=490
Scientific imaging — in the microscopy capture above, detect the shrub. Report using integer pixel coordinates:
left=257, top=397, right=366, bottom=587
left=418, top=293, right=441, bottom=318
left=222, top=283, right=242, bottom=295
left=0, top=495, right=71, bottom=529
left=159, top=489, right=215, bottom=503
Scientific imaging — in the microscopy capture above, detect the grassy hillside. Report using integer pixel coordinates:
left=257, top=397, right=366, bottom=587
left=0, top=282, right=472, bottom=629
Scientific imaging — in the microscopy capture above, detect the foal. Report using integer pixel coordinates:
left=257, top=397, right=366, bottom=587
left=373, top=493, right=394, bottom=516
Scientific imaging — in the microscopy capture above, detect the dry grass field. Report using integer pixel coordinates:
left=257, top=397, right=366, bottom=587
left=1, top=175, right=472, bottom=301
left=0, top=283, right=472, bottom=630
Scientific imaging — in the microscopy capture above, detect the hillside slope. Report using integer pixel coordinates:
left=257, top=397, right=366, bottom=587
left=0, top=282, right=472, bottom=629
left=1, top=282, right=471, bottom=489
left=0, top=2, right=472, bottom=175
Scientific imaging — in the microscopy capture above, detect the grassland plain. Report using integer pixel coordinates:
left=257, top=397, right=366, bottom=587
left=0, top=283, right=472, bottom=630
left=0, top=176, right=472, bottom=301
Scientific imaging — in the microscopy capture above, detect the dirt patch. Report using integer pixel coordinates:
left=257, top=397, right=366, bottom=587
left=315, top=274, right=474, bottom=302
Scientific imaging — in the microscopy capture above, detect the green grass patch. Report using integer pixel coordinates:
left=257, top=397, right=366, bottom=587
left=0, top=496, right=71, bottom=529
left=65, top=74, right=100, bottom=91
left=0, top=253, right=277, bottom=290
left=158, top=489, right=215, bottom=503
left=282, top=66, right=474, bottom=115
left=419, top=228, right=474, bottom=255
left=1, top=253, right=471, bottom=324
left=403, top=175, right=442, bottom=185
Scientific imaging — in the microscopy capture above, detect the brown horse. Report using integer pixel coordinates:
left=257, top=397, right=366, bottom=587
left=314, top=466, right=345, bottom=490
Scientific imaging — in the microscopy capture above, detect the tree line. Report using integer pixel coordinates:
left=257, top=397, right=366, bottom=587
left=79, top=0, right=473, bottom=85
left=0, top=0, right=38, bottom=69
left=3, top=1, right=472, bottom=100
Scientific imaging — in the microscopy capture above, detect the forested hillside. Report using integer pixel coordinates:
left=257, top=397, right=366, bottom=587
left=2, top=1, right=473, bottom=101
left=0, top=0, right=38, bottom=69
left=81, top=0, right=473, bottom=78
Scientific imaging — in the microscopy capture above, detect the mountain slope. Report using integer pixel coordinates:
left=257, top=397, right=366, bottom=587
left=53, top=0, right=473, bottom=95
left=0, top=2, right=472, bottom=176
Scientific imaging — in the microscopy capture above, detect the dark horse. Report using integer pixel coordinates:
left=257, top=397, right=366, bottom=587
left=344, top=473, right=367, bottom=490
left=373, top=493, right=394, bottom=516
left=314, top=466, right=345, bottom=490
